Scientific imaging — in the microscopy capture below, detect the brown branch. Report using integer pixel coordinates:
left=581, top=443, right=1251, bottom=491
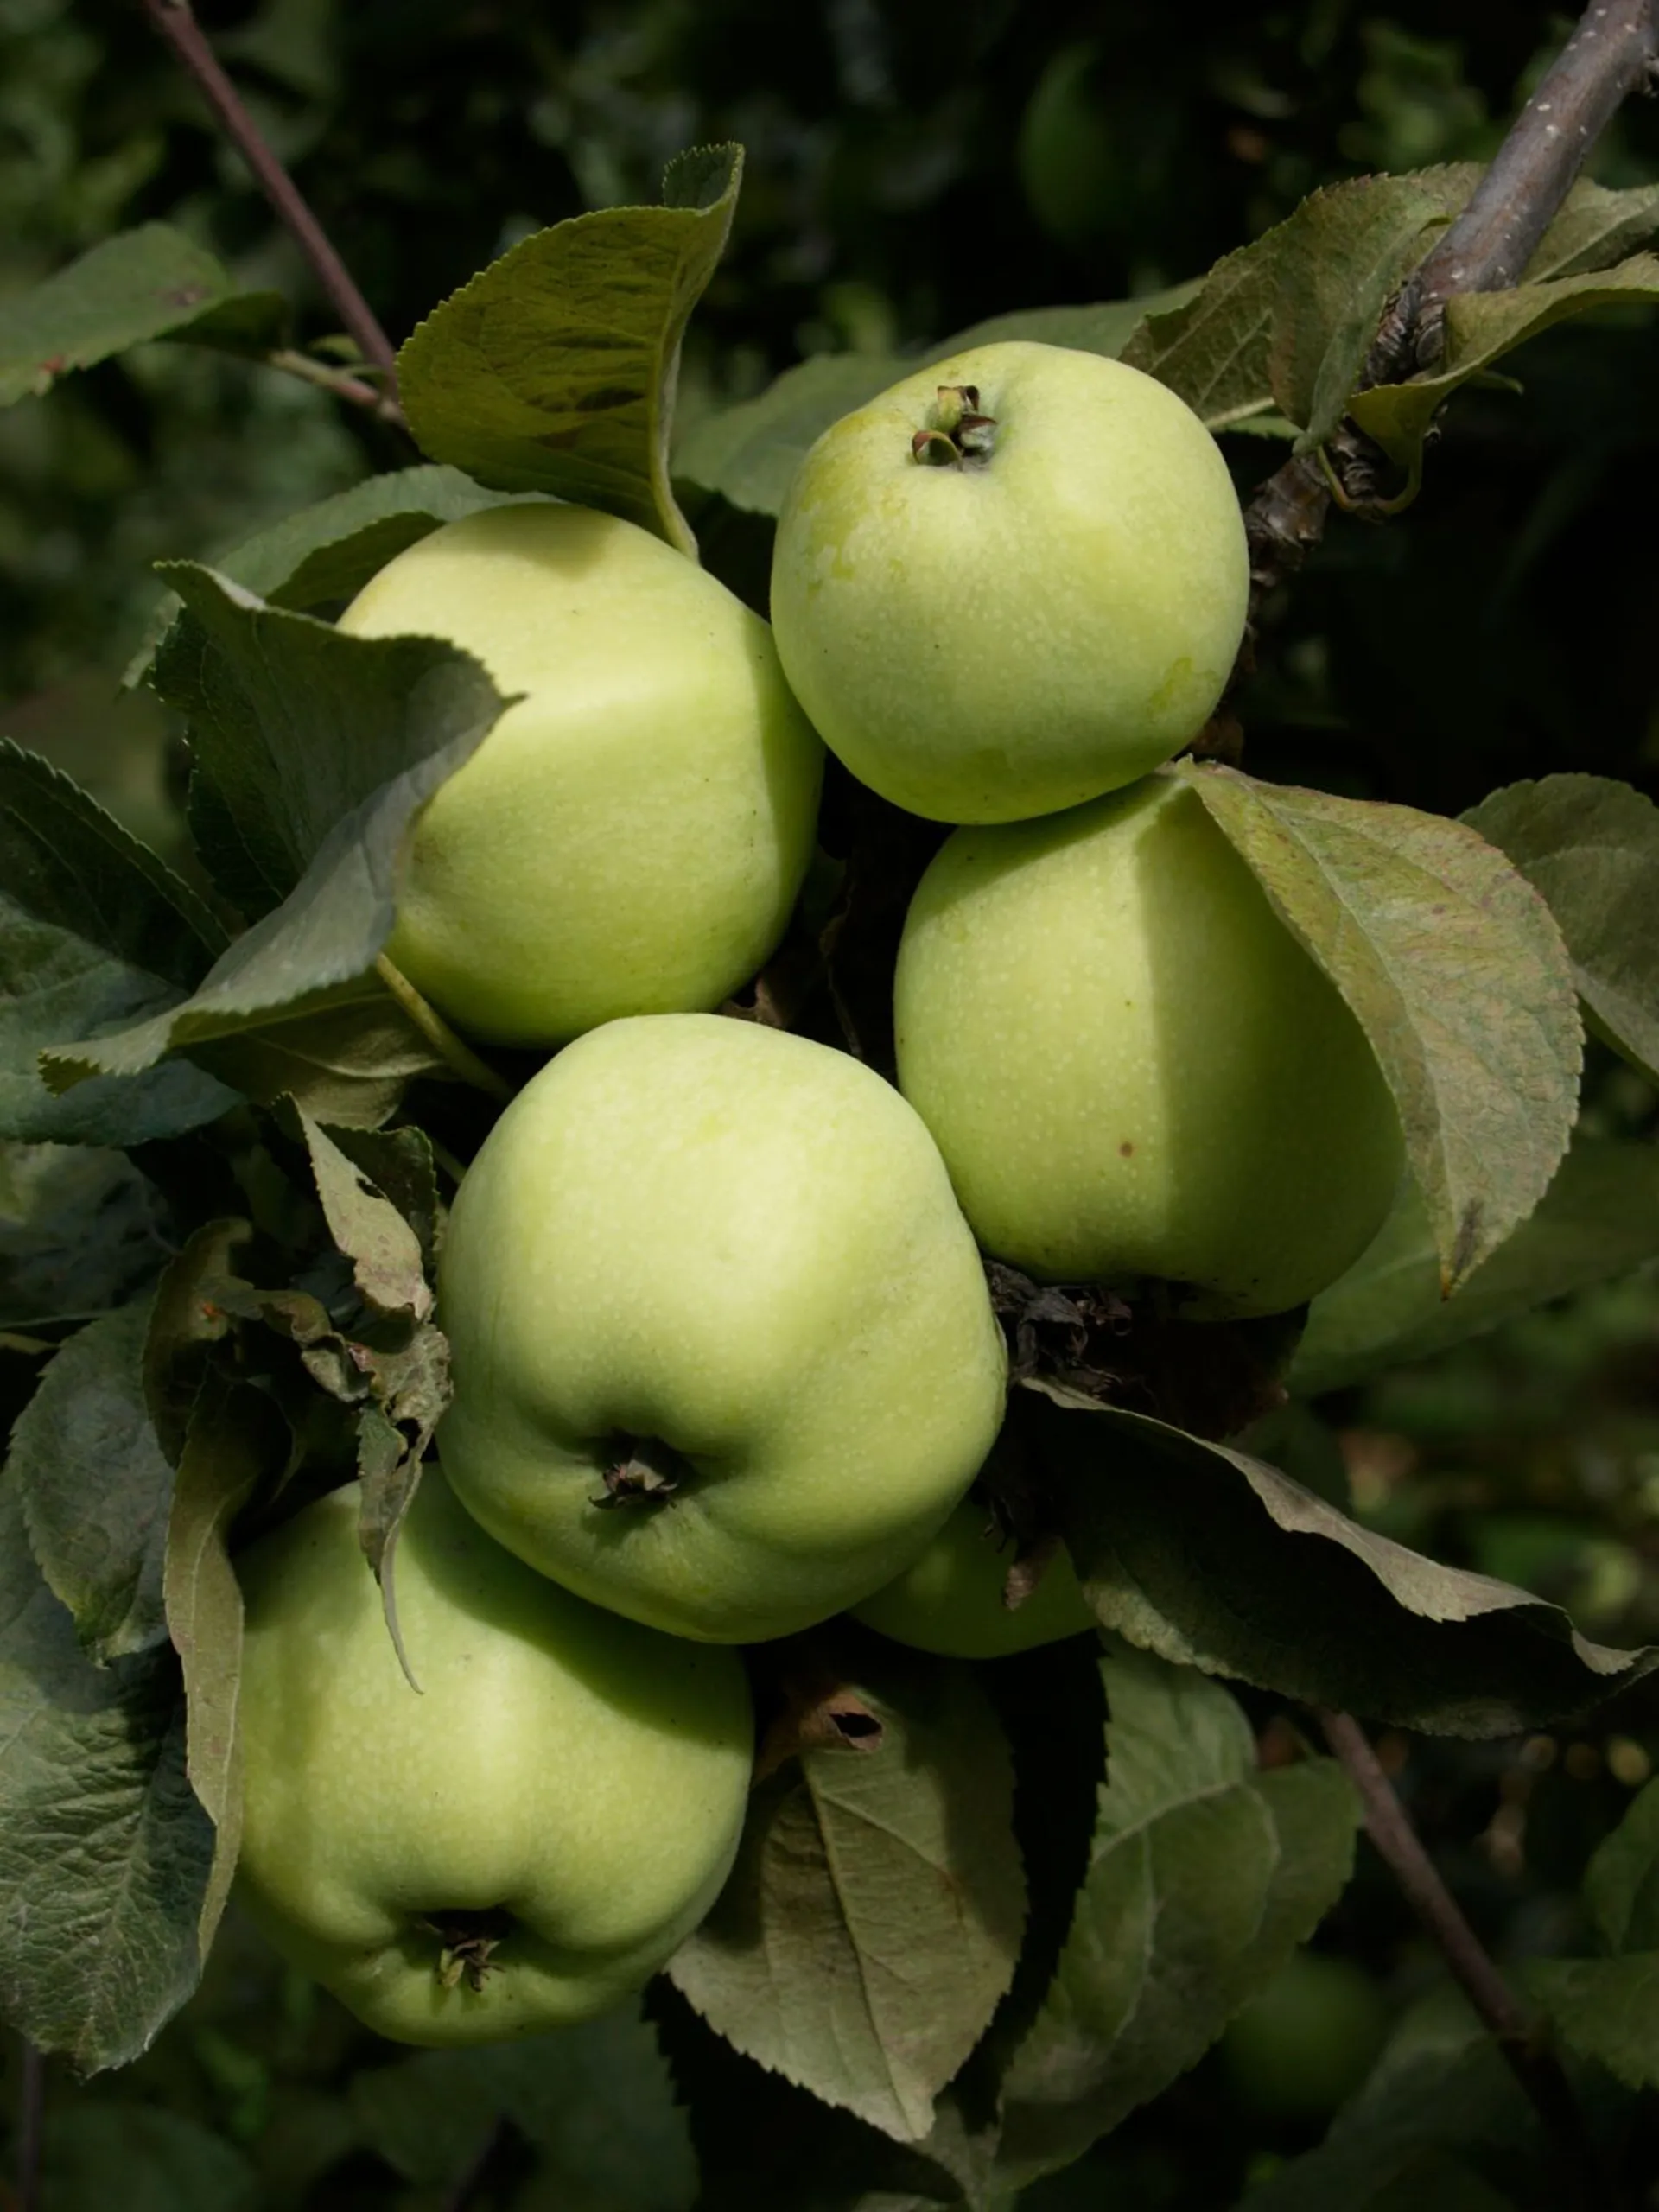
left=1319, top=1710, right=1611, bottom=2212
left=138, top=0, right=402, bottom=399
left=1244, top=0, right=1659, bottom=610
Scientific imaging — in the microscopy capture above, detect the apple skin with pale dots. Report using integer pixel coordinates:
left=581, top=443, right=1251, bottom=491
left=851, top=1497, right=1096, bottom=1659
left=233, top=1469, right=754, bottom=2047
left=769, top=340, right=1249, bottom=825
left=435, top=1013, right=1009, bottom=1644
left=893, top=772, right=1404, bottom=1319
left=339, top=501, right=823, bottom=1048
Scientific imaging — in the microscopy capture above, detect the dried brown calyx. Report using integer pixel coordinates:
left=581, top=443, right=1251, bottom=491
left=911, top=382, right=998, bottom=467
left=589, top=1432, right=693, bottom=1510
left=417, top=1905, right=516, bottom=1993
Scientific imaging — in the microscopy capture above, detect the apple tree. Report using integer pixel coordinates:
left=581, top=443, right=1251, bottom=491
left=3, top=2, right=1659, bottom=2207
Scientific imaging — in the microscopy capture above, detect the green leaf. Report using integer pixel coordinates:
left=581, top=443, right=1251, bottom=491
left=178, top=977, right=457, bottom=1130
left=1179, top=763, right=1582, bottom=1299
left=398, top=145, right=744, bottom=552
left=0, top=1468, right=213, bottom=2069
left=651, top=1982, right=995, bottom=2212
left=673, top=287, right=1190, bottom=520
left=1239, top=2030, right=1540, bottom=2211
left=0, top=742, right=236, bottom=1146
left=143, top=1218, right=253, bottom=1469
left=669, top=1643, right=1027, bottom=2142
left=210, top=465, right=527, bottom=612
left=1525, top=178, right=1659, bottom=280
left=321, top=1122, right=441, bottom=1272
left=0, top=1141, right=175, bottom=1330
left=154, top=563, right=507, bottom=919
left=1121, top=169, right=1476, bottom=442
left=0, top=223, right=285, bottom=408
left=45, top=569, right=504, bottom=1105
left=1351, top=255, right=1659, bottom=473
left=1584, top=1777, right=1659, bottom=1956
left=294, top=1109, right=432, bottom=1324
left=1527, top=1955, right=1659, bottom=2091
left=289, top=1111, right=445, bottom=1678
left=1028, top=1389, right=1656, bottom=1734
left=1116, top=173, right=1659, bottom=468
left=940, top=285, right=1199, bottom=358
left=127, top=464, right=532, bottom=692
left=41, top=2103, right=257, bottom=2212
left=352, top=2005, right=697, bottom=2208
left=164, top=1373, right=278, bottom=1957
left=675, top=355, right=908, bottom=518
left=7, top=1299, right=174, bottom=1664
left=993, top=1643, right=1357, bottom=2185
left=1463, top=775, right=1659, bottom=1086
left=974, top=1640, right=1110, bottom=2069
left=1294, top=1137, right=1659, bottom=1395
left=352, top=1319, right=450, bottom=1634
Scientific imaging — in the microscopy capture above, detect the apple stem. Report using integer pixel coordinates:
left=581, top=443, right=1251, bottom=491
left=1318, top=1709, right=1611, bottom=2212
left=374, top=957, right=517, bottom=1106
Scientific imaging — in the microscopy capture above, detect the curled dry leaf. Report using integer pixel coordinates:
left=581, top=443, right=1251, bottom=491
left=989, top=1259, right=1304, bottom=1440
left=752, top=1637, right=886, bottom=1785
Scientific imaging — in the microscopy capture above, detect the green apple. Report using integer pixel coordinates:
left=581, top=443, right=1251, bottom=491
left=233, top=1468, right=753, bottom=2046
left=1220, top=1951, right=1389, bottom=2123
left=769, top=340, right=1248, bottom=824
left=339, top=502, right=823, bottom=1047
left=437, top=1013, right=1007, bottom=1643
left=851, top=1497, right=1096, bottom=1658
left=1017, top=43, right=1186, bottom=257
left=893, top=773, right=1403, bottom=1318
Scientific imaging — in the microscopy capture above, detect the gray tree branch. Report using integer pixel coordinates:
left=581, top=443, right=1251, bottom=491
left=1402, top=0, right=1659, bottom=369
left=1244, top=0, right=1659, bottom=613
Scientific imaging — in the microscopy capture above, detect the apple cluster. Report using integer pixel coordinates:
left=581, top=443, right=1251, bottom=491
left=235, top=341, right=1402, bottom=2047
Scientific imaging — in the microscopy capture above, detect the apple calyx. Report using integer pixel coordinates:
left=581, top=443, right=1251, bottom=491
left=417, top=1905, right=516, bottom=1993
left=910, top=383, right=999, bottom=468
left=963, top=1440, right=1070, bottom=1616
left=590, top=1432, right=692, bottom=1510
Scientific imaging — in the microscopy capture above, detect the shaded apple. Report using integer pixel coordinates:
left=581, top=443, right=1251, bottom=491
left=852, top=1497, right=1096, bottom=1658
left=234, top=1468, right=753, bottom=2045
left=340, top=502, right=823, bottom=1046
left=770, top=341, right=1247, bottom=824
left=893, top=773, right=1403, bottom=1317
left=437, top=1014, right=1007, bottom=1642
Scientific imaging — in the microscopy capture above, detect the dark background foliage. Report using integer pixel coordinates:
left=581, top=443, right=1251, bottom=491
left=3, top=3, right=1658, bottom=2206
